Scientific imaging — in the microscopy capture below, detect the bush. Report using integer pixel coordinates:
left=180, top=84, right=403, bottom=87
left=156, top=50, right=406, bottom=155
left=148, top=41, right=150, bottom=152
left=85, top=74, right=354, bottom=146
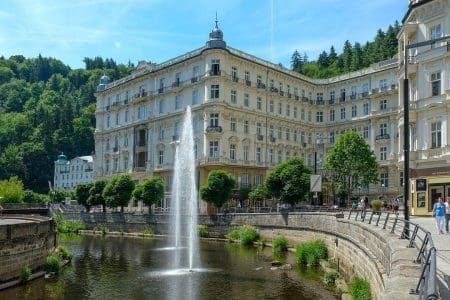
left=142, top=227, right=154, bottom=235
left=226, top=225, right=259, bottom=245
left=20, top=265, right=31, bottom=282
left=0, top=176, right=24, bottom=203
left=45, top=254, right=62, bottom=274
left=324, top=271, right=339, bottom=285
left=94, top=224, right=109, bottom=235
left=198, top=225, right=209, bottom=238
left=57, top=245, right=72, bottom=261
left=371, top=200, right=383, bottom=211
left=54, top=212, right=86, bottom=233
left=348, top=277, right=372, bottom=300
left=24, top=191, right=49, bottom=203
left=272, top=236, right=288, bottom=253
left=295, top=240, right=328, bottom=267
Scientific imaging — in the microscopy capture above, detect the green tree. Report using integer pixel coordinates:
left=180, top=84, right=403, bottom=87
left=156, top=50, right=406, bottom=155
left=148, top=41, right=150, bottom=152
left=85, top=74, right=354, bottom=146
left=132, top=176, right=164, bottom=213
left=0, top=176, right=24, bottom=203
left=75, top=183, right=93, bottom=211
left=351, top=42, right=363, bottom=71
left=88, top=179, right=108, bottom=212
left=324, top=131, right=379, bottom=206
left=200, top=170, right=236, bottom=209
left=291, top=50, right=303, bottom=72
left=248, top=184, right=269, bottom=203
left=342, top=40, right=353, bottom=72
left=103, top=174, right=135, bottom=212
left=266, top=157, right=311, bottom=206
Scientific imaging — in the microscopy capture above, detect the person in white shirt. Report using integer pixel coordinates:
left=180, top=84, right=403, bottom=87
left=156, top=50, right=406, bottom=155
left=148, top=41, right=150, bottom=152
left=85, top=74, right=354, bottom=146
left=445, top=197, right=450, bottom=233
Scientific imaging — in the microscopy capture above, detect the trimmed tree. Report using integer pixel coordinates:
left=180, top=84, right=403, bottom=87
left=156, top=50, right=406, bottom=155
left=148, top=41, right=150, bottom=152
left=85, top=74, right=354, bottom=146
left=103, top=174, right=135, bottom=213
left=132, top=176, right=164, bottom=214
left=248, top=184, right=269, bottom=205
left=75, top=182, right=93, bottom=211
left=324, top=131, right=379, bottom=206
left=88, top=179, right=107, bottom=212
left=200, top=170, right=236, bottom=209
left=266, top=157, right=311, bottom=206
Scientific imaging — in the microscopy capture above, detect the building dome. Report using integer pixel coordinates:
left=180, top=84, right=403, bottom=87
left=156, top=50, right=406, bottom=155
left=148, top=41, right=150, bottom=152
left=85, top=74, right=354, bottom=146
left=206, top=17, right=226, bottom=49
left=97, top=74, right=111, bottom=92
left=57, top=153, right=68, bottom=164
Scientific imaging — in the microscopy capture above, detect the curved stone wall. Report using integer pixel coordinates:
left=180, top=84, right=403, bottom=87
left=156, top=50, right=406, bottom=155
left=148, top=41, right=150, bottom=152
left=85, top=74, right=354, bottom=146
left=0, top=216, right=56, bottom=283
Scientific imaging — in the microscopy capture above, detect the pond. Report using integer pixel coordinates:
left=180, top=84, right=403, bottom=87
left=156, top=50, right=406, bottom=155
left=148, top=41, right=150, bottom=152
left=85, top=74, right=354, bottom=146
left=2, top=235, right=337, bottom=300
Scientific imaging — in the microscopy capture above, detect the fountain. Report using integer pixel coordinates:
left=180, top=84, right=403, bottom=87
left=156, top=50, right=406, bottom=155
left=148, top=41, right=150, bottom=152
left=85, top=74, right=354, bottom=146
left=171, top=106, right=199, bottom=272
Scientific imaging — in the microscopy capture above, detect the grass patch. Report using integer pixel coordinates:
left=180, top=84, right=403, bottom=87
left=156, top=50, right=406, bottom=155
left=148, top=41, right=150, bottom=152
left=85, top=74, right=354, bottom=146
left=93, top=224, right=109, bottom=235
left=295, top=240, right=328, bottom=267
left=324, top=271, right=339, bottom=286
left=142, top=227, right=154, bottom=235
left=348, top=277, right=372, bottom=300
left=198, top=225, right=209, bottom=238
left=44, top=254, right=62, bottom=274
left=57, top=245, right=72, bottom=261
left=19, top=265, right=31, bottom=282
left=226, top=225, right=259, bottom=245
left=272, top=236, right=288, bottom=253
left=54, top=212, right=86, bottom=233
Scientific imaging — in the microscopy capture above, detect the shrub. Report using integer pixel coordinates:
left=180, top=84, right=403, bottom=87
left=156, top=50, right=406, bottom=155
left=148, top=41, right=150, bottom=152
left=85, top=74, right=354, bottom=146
left=371, top=200, right=383, bottom=211
left=57, top=245, right=72, bottom=261
left=20, top=265, right=31, bottom=282
left=54, top=212, right=86, bottom=233
left=272, top=236, right=288, bottom=253
left=295, top=240, right=328, bottom=267
left=198, top=225, right=209, bottom=238
left=348, top=277, right=372, bottom=300
left=142, top=227, right=154, bottom=235
left=327, top=258, right=337, bottom=269
left=225, top=225, right=259, bottom=245
left=94, top=224, right=109, bottom=235
left=45, top=254, right=62, bottom=274
left=324, top=271, right=339, bottom=285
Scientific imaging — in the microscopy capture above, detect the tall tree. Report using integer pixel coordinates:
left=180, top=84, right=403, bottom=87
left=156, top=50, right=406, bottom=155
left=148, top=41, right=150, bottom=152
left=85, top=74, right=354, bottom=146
left=88, top=179, right=108, bottom=212
left=324, top=132, right=379, bottom=206
left=328, top=46, right=337, bottom=64
left=132, top=177, right=164, bottom=214
left=200, top=170, right=236, bottom=209
left=76, top=183, right=93, bottom=211
left=342, top=40, right=353, bottom=72
left=351, top=42, right=363, bottom=71
left=291, top=50, right=303, bottom=72
left=103, top=174, right=135, bottom=212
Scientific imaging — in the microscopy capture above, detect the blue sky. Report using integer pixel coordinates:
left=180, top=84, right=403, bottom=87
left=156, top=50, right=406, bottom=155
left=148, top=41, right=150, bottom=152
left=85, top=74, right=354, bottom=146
left=0, top=0, right=407, bottom=69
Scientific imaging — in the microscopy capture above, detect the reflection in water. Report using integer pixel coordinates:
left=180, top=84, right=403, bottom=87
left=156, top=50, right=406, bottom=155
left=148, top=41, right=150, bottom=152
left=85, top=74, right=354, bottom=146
left=1, top=235, right=337, bottom=300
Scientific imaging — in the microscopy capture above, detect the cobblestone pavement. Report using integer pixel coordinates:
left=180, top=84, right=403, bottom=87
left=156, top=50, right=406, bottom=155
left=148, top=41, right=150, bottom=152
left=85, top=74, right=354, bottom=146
left=411, top=216, right=450, bottom=298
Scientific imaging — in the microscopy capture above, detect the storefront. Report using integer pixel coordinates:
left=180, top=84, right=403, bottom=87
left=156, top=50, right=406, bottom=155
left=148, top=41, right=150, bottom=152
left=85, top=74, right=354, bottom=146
left=410, top=176, right=450, bottom=216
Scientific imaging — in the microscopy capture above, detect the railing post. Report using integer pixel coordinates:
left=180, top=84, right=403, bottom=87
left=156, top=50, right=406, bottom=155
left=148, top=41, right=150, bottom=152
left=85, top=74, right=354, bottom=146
left=383, top=213, right=390, bottom=230
left=391, top=214, right=398, bottom=234
left=408, top=224, right=419, bottom=248
left=376, top=212, right=382, bottom=226
left=415, top=234, right=429, bottom=264
left=368, top=211, right=374, bottom=224
left=355, top=210, right=360, bottom=221
left=348, top=210, right=352, bottom=220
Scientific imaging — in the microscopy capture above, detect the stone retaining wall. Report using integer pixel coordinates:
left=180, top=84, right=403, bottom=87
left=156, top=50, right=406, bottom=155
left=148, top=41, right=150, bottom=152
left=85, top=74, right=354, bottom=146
left=63, top=211, right=421, bottom=299
left=0, top=216, right=56, bottom=283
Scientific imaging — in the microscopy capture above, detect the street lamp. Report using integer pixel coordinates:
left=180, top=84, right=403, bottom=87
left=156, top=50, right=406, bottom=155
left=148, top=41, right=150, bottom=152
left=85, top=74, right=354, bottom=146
left=403, top=35, right=450, bottom=236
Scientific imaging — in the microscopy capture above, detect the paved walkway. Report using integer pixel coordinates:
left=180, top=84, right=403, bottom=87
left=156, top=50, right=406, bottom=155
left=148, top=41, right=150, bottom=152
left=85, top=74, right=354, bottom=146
left=0, top=218, right=32, bottom=225
left=411, top=216, right=450, bottom=298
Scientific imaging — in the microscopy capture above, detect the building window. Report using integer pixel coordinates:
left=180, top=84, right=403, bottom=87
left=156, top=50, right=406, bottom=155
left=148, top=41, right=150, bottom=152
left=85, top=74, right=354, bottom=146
left=308, top=111, right=312, bottom=122
left=210, top=85, right=220, bottom=99
left=209, top=113, right=219, bottom=127
left=278, top=151, right=282, bottom=163
left=113, top=158, right=118, bottom=172
left=174, top=121, right=180, bottom=137
left=159, top=150, right=164, bottom=165
left=255, top=175, right=262, bottom=186
left=400, top=172, right=404, bottom=187
left=209, top=141, right=219, bottom=157
left=243, top=145, right=249, bottom=161
left=138, top=105, right=146, bottom=119
left=193, top=65, right=199, bottom=80
left=330, top=132, right=335, bottom=143
left=256, top=122, right=262, bottom=135
left=340, top=88, right=346, bottom=101
left=269, top=125, right=274, bottom=137
left=244, top=93, right=249, bottom=107
left=115, top=113, right=119, bottom=125
left=269, top=100, right=274, bottom=113
left=363, top=103, right=369, bottom=115
left=159, top=126, right=165, bottom=140
left=192, top=90, right=199, bottom=105
left=380, top=99, right=387, bottom=111
left=256, top=147, right=261, bottom=162
left=244, top=120, right=249, bottom=134
left=175, top=95, right=182, bottom=109
left=194, top=143, right=198, bottom=159
left=431, top=72, right=441, bottom=96
left=241, top=174, right=249, bottom=187
left=278, top=127, right=282, bottom=139
left=329, top=109, right=335, bottom=122
left=230, top=117, right=236, bottom=132
left=379, top=79, right=387, bottom=91
left=316, top=111, right=323, bottom=123
left=430, top=24, right=442, bottom=48
left=317, top=92, right=323, bottom=103
left=301, top=108, right=305, bottom=120
left=159, top=99, right=165, bottom=114
left=244, top=71, right=250, bottom=83
left=363, top=126, right=369, bottom=139
left=352, top=105, right=357, bottom=117
left=231, top=90, right=237, bottom=104
left=286, top=104, right=290, bottom=116
left=362, top=83, right=369, bottom=97
left=125, top=109, right=129, bottom=123
left=230, top=144, right=236, bottom=160
left=380, top=146, right=387, bottom=161
left=211, top=59, right=220, bottom=75
left=294, top=107, right=298, bottom=118
left=231, top=66, right=238, bottom=81
left=269, top=149, right=274, bottom=163
left=257, top=97, right=262, bottom=110
left=431, top=121, right=442, bottom=148
left=257, top=75, right=262, bottom=86
left=106, top=115, right=110, bottom=128
left=380, top=172, right=389, bottom=187
left=380, top=123, right=388, bottom=136
left=286, top=128, right=290, bottom=140
left=351, top=86, right=357, bottom=98
left=278, top=102, right=282, bottom=114
left=294, top=130, right=298, bottom=142
left=340, top=107, right=346, bottom=120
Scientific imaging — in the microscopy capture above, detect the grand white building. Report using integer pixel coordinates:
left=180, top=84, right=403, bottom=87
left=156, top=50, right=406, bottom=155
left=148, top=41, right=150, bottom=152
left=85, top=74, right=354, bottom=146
left=94, top=0, right=450, bottom=214
left=54, top=154, right=94, bottom=190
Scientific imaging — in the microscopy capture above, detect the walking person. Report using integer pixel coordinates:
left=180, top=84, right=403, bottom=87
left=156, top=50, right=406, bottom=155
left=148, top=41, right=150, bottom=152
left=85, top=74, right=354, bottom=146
left=432, top=197, right=446, bottom=234
left=445, top=197, right=450, bottom=233
left=393, top=197, right=399, bottom=214
left=360, top=197, right=367, bottom=220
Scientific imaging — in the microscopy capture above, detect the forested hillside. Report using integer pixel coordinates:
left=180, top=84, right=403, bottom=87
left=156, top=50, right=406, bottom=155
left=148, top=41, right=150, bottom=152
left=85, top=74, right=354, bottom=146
left=291, top=22, right=401, bottom=78
left=0, top=55, right=133, bottom=193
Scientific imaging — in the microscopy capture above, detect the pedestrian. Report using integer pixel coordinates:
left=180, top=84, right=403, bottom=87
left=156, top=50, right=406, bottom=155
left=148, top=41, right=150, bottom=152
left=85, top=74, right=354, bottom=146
left=360, top=197, right=366, bottom=219
left=0, top=204, right=3, bottom=218
left=445, top=197, right=450, bottom=233
left=393, top=197, right=399, bottom=214
left=432, top=197, right=446, bottom=234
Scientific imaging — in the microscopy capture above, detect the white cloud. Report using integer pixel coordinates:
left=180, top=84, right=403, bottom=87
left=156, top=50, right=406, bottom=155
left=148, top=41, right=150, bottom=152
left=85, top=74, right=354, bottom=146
left=114, top=41, right=121, bottom=48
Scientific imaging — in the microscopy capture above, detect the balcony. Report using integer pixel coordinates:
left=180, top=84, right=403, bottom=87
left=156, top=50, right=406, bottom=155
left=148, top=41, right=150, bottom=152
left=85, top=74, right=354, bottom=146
left=287, top=93, right=292, bottom=98
left=295, top=95, right=300, bottom=101
left=257, top=134, right=264, bottom=141
left=257, top=82, right=266, bottom=89
left=350, top=94, right=356, bottom=100
left=172, top=81, right=180, bottom=88
left=269, top=136, right=276, bottom=143
left=362, top=92, right=369, bottom=98
left=339, top=96, right=345, bottom=102
left=328, top=99, right=335, bottom=104
left=172, top=135, right=179, bottom=141
left=206, top=126, right=222, bottom=133
left=113, top=147, right=118, bottom=152
left=209, top=69, right=221, bottom=76
left=279, top=91, right=284, bottom=96
left=245, top=80, right=251, bottom=87
left=375, top=134, right=390, bottom=140
left=137, top=140, right=146, bottom=147
left=134, top=167, right=146, bottom=172
left=270, top=87, right=278, bottom=93
left=106, top=105, right=110, bottom=111
left=316, top=100, right=324, bottom=105
left=301, top=97, right=309, bottom=102
left=191, top=77, right=198, bottom=83
left=158, top=88, right=164, bottom=94
left=231, top=76, right=239, bottom=83
left=371, top=88, right=379, bottom=94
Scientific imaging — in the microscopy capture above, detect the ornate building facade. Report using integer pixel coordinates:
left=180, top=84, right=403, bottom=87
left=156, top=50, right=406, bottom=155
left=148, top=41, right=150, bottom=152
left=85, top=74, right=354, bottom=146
left=94, top=0, right=450, bottom=214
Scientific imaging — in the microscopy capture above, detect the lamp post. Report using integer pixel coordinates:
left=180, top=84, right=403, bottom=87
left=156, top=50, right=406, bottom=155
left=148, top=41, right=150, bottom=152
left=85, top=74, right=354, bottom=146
left=403, top=35, right=450, bottom=237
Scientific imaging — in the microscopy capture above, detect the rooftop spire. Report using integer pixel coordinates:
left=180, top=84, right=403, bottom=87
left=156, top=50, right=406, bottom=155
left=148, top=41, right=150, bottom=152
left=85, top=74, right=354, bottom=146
left=206, top=13, right=226, bottom=49
left=215, top=12, right=218, bottom=28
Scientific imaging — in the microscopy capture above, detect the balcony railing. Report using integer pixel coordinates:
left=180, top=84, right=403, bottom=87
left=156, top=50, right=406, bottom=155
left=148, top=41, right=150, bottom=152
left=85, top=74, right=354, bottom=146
left=279, top=91, right=284, bottom=96
left=137, top=141, right=146, bottom=147
left=172, top=81, right=180, bottom=88
left=328, top=99, right=335, bottom=104
left=172, top=135, right=179, bottom=141
left=158, top=88, right=164, bottom=94
left=231, top=76, right=239, bottom=82
left=270, top=87, right=278, bottom=93
left=269, top=136, right=276, bottom=143
left=209, top=69, right=221, bottom=76
left=375, top=134, right=390, bottom=140
left=350, top=94, right=356, bottom=100
left=191, top=77, right=198, bottom=83
left=113, top=147, right=118, bottom=152
left=206, top=126, right=222, bottom=133
left=245, top=80, right=251, bottom=87
left=295, top=95, right=300, bottom=100
left=257, top=134, right=264, bottom=141
left=257, top=82, right=266, bottom=89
